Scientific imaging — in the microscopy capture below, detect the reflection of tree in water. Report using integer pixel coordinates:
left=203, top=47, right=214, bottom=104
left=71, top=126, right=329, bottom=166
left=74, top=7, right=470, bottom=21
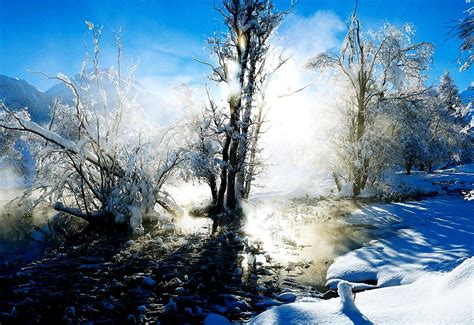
left=0, top=196, right=378, bottom=323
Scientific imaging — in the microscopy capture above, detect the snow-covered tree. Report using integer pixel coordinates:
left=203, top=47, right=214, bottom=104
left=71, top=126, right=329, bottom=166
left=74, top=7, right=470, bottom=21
left=392, top=90, right=461, bottom=174
left=392, top=97, right=429, bottom=174
left=185, top=93, right=224, bottom=205
left=437, top=72, right=472, bottom=164
left=453, top=6, right=473, bottom=71
left=438, top=71, right=463, bottom=114
left=0, top=118, right=25, bottom=175
left=424, top=95, right=463, bottom=171
left=0, top=23, right=182, bottom=234
left=307, top=6, right=433, bottom=195
left=199, top=0, right=288, bottom=211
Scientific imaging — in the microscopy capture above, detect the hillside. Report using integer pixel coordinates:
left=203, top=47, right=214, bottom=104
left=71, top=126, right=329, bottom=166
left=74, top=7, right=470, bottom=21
left=0, top=75, right=51, bottom=124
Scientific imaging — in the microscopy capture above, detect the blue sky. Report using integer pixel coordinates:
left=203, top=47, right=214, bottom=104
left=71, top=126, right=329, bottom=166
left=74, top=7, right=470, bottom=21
left=0, top=0, right=472, bottom=92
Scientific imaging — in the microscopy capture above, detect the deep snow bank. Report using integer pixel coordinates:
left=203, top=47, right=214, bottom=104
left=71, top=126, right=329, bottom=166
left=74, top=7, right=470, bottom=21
left=389, top=164, right=474, bottom=196
left=251, top=257, right=474, bottom=324
left=327, top=196, right=474, bottom=288
left=251, top=165, right=474, bottom=324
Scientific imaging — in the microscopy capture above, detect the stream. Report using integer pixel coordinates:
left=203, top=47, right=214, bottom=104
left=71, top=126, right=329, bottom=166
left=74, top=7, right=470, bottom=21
left=0, top=195, right=377, bottom=323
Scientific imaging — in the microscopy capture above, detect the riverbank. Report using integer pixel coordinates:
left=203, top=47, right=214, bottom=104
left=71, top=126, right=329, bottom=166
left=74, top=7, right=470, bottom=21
left=0, top=197, right=378, bottom=323
left=251, top=192, right=474, bottom=324
left=2, top=165, right=472, bottom=323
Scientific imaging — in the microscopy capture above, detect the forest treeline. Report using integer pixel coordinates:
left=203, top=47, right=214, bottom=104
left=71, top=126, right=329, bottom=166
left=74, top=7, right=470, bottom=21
left=0, top=0, right=472, bottom=234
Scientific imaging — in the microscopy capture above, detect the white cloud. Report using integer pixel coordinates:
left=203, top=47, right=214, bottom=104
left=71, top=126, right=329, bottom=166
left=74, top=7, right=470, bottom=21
left=254, top=10, right=346, bottom=194
left=278, top=10, right=345, bottom=62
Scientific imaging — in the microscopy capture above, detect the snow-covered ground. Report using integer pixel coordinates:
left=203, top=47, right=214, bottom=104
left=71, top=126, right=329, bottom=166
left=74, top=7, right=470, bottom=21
left=389, top=164, right=474, bottom=197
left=326, top=196, right=474, bottom=288
left=252, top=258, right=473, bottom=324
left=251, top=165, right=474, bottom=324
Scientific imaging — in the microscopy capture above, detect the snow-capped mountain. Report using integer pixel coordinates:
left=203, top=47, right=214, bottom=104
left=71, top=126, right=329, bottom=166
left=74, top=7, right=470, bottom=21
left=45, top=69, right=144, bottom=105
left=460, top=86, right=474, bottom=126
left=45, top=71, right=186, bottom=126
left=460, top=86, right=473, bottom=106
left=0, top=75, right=52, bottom=123
left=1, top=71, right=191, bottom=128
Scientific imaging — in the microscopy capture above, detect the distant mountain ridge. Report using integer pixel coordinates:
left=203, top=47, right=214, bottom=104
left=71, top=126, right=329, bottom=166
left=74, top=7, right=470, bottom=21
left=0, top=75, right=52, bottom=123
left=43, top=71, right=179, bottom=125
left=460, top=86, right=473, bottom=106
left=0, top=72, right=165, bottom=125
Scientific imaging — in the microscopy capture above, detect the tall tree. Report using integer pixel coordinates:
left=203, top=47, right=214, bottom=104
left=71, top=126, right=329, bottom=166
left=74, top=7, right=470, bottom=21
left=453, top=6, right=473, bottom=71
left=438, top=71, right=462, bottom=114
left=307, top=5, right=433, bottom=195
left=437, top=72, right=472, bottom=164
left=201, top=0, right=287, bottom=211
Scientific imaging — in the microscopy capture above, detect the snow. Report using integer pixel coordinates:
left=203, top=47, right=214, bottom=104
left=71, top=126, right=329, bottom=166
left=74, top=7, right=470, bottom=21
left=337, top=281, right=359, bottom=314
left=252, top=258, right=474, bottom=325
left=389, top=164, right=474, bottom=197
left=327, top=195, right=474, bottom=287
left=252, top=166, right=474, bottom=324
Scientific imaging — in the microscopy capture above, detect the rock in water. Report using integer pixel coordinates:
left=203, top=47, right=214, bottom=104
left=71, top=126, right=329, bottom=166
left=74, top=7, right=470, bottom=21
left=164, top=298, right=177, bottom=314
left=163, top=223, right=177, bottom=233
left=143, top=276, right=156, bottom=287
left=234, top=267, right=243, bottom=277
left=204, top=313, right=231, bottom=325
left=276, top=292, right=297, bottom=302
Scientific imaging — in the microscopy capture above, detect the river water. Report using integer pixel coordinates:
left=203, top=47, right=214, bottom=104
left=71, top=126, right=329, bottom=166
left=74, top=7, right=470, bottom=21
left=1, top=186, right=374, bottom=293
left=174, top=197, right=374, bottom=291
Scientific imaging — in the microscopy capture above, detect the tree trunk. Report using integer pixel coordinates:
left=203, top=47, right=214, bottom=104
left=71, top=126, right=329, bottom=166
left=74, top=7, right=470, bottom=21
left=216, top=134, right=231, bottom=212
left=361, top=157, right=370, bottom=190
left=226, top=140, right=238, bottom=209
left=209, top=174, right=218, bottom=205
left=352, top=181, right=361, bottom=197
left=405, top=162, right=412, bottom=175
left=332, top=171, right=342, bottom=192
left=352, top=72, right=368, bottom=197
left=236, top=56, right=257, bottom=198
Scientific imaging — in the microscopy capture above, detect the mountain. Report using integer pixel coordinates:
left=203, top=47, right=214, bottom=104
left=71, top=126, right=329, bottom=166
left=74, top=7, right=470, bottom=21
left=44, top=71, right=181, bottom=126
left=44, top=69, right=133, bottom=105
left=1, top=71, right=189, bottom=128
left=460, top=86, right=474, bottom=106
left=0, top=75, right=52, bottom=124
left=460, top=86, right=473, bottom=127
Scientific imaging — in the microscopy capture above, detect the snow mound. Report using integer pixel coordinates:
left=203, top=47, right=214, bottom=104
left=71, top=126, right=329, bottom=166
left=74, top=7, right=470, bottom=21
left=439, top=257, right=472, bottom=291
left=327, top=196, right=474, bottom=288
left=251, top=258, right=474, bottom=324
left=326, top=257, right=379, bottom=287
left=337, top=281, right=357, bottom=313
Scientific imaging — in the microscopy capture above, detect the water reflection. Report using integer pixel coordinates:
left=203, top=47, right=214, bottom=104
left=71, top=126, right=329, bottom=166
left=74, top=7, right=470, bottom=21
left=243, top=199, right=373, bottom=289
left=174, top=199, right=373, bottom=290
